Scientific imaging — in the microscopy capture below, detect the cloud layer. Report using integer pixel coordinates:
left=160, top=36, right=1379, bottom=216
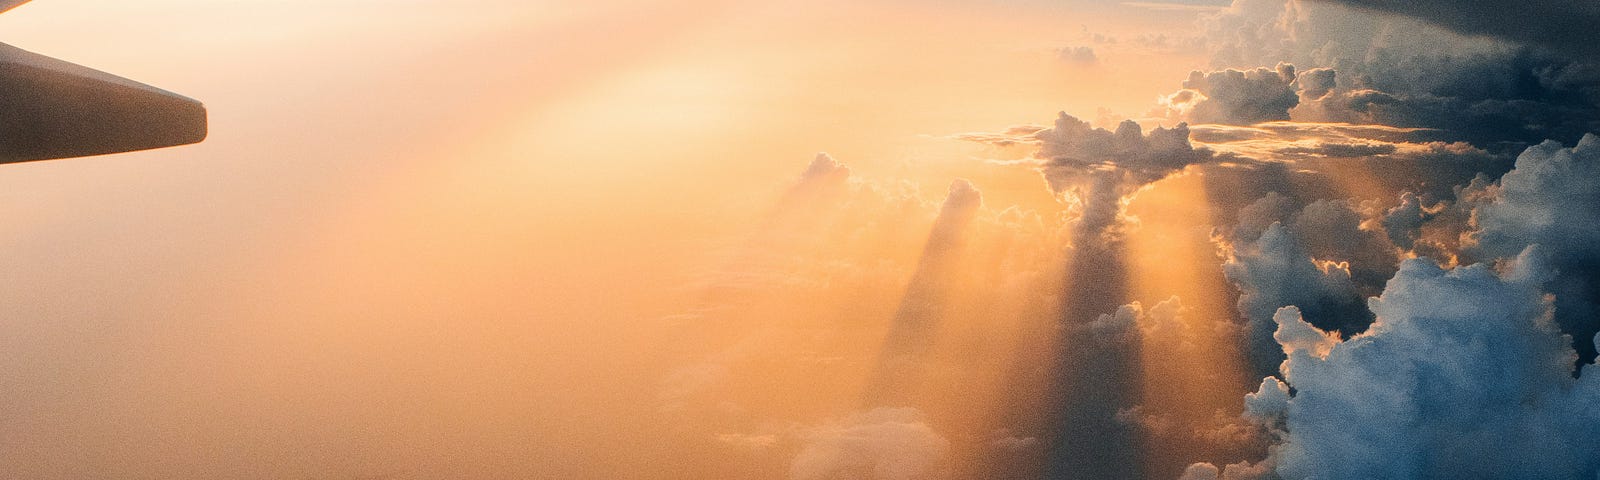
left=1312, top=0, right=1600, bottom=61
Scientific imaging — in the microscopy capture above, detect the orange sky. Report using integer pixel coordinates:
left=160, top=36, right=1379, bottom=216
left=0, top=1, right=1237, bottom=478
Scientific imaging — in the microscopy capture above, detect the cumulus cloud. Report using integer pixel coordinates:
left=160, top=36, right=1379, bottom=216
left=1219, top=190, right=1408, bottom=377
left=1045, top=296, right=1276, bottom=479
left=1463, top=134, right=1600, bottom=363
left=1377, top=191, right=1434, bottom=250
left=1045, top=293, right=1149, bottom=479
left=1035, top=112, right=1216, bottom=194
left=1293, top=67, right=1336, bottom=100
left=1288, top=198, right=1398, bottom=290
left=1467, top=134, right=1600, bottom=262
left=1198, top=253, right=1600, bottom=479
left=952, top=5, right=1600, bottom=479
left=790, top=408, right=951, bottom=480
left=1222, top=219, right=1369, bottom=376
left=960, top=111, right=1224, bottom=251
left=1168, top=64, right=1300, bottom=125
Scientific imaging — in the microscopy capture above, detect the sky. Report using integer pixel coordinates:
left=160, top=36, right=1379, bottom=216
left=2, top=1, right=1599, bottom=479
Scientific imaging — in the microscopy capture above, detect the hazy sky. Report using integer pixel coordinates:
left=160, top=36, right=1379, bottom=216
left=4, top=1, right=1600, bottom=479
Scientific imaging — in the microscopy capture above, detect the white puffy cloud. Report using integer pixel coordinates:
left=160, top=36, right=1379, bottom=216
left=1460, top=134, right=1600, bottom=364
left=1269, top=306, right=1337, bottom=361
left=1196, top=252, right=1600, bottom=479
left=1179, top=462, right=1223, bottom=480
left=1467, top=134, right=1600, bottom=262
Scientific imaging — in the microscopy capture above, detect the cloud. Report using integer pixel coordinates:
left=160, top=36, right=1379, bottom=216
left=1467, top=134, right=1600, bottom=262
left=960, top=112, right=1222, bottom=251
left=790, top=408, right=951, bottom=480
left=1273, top=141, right=1395, bottom=158
left=1288, top=198, right=1398, bottom=290
left=1377, top=191, right=1435, bottom=251
left=1201, top=0, right=1600, bottom=148
left=1056, top=46, right=1099, bottom=66
left=1200, top=252, right=1600, bottom=479
left=1059, top=297, right=1276, bottom=478
left=1184, top=121, right=1509, bottom=207
left=1293, top=67, right=1336, bottom=100
left=950, top=125, right=1048, bottom=148
left=1035, top=112, right=1217, bottom=194
left=1311, top=0, right=1600, bottom=61
left=1462, top=134, right=1600, bottom=364
left=1169, top=64, right=1301, bottom=125
left=1222, top=219, right=1370, bottom=376
left=800, top=152, right=852, bottom=185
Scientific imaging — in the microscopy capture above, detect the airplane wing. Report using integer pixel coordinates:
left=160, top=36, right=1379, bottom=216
left=0, top=1, right=29, bottom=14
left=0, top=3, right=207, bottom=164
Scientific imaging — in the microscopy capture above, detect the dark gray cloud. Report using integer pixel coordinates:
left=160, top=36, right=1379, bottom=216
left=1310, top=0, right=1600, bottom=61
left=1202, top=0, right=1600, bottom=149
left=1289, top=199, right=1398, bottom=291
left=1377, top=192, right=1435, bottom=251
left=1294, top=67, right=1337, bottom=100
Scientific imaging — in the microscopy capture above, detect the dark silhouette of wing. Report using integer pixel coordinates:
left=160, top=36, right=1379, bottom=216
left=0, top=1, right=29, bottom=14
left=0, top=2, right=206, bottom=163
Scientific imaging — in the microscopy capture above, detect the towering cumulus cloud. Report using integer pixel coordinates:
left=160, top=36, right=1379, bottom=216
left=1190, top=253, right=1600, bottom=479
left=1463, top=135, right=1600, bottom=364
